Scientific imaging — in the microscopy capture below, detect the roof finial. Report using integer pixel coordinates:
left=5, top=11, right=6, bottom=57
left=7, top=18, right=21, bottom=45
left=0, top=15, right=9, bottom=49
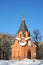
left=22, top=17, right=25, bottom=22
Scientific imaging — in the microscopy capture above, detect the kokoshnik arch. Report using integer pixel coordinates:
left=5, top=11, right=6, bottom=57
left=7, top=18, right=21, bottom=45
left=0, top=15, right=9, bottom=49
left=11, top=18, right=36, bottom=60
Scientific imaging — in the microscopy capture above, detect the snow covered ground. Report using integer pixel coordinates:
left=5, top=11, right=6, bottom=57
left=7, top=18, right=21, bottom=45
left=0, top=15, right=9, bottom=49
left=0, top=58, right=43, bottom=65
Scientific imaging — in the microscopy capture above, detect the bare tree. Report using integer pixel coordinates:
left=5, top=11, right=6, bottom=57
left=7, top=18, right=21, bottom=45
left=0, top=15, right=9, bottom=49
left=32, top=29, right=42, bottom=59
left=32, top=29, right=42, bottom=47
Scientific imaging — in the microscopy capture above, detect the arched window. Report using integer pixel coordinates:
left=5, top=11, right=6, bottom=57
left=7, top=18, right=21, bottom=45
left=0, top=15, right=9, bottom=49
left=18, top=31, right=23, bottom=38
left=24, top=34, right=26, bottom=37
left=20, top=34, right=22, bottom=37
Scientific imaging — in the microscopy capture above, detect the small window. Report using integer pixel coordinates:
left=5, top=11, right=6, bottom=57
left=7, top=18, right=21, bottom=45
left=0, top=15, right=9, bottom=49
left=20, top=34, right=22, bottom=37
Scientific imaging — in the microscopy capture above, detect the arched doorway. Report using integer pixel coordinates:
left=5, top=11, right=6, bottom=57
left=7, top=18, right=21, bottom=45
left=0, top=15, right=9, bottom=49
left=27, top=51, right=31, bottom=59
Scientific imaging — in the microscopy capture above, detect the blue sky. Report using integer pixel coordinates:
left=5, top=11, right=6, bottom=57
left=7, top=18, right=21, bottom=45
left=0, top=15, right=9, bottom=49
left=0, top=0, right=43, bottom=40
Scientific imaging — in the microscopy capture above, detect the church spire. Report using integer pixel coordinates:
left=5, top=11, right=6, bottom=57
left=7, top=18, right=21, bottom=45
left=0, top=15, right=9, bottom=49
left=17, top=18, right=29, bottom=33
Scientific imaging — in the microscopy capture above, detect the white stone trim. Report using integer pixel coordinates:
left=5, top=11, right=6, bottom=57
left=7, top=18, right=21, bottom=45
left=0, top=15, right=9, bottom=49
left=16, top=37, right=21, bottom=41
left=19, top=42, right=27, bottom=46
left=28, top=41, right=31, bottom=46
left=34, top=44, right=37, bottom=47
left=11, top=45, right=13, bottom=48
left=25, top=37, right=31, bottom=40
left=34, top=53, right=36, bottom=58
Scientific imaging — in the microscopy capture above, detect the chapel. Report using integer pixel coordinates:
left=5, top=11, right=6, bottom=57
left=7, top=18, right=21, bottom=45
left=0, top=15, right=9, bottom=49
left=11, top=18, right=36, bottom=60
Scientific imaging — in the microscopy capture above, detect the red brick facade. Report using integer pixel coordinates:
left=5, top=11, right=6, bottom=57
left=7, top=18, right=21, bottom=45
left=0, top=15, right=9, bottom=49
left=11, top=19, right=36, bottom=60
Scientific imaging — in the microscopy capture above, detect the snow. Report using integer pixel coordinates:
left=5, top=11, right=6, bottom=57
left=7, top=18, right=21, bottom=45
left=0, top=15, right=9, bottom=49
left=0, top=58, right=43, bottom=65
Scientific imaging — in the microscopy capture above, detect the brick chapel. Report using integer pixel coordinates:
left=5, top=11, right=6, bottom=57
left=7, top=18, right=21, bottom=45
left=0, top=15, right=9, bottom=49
left=11, top=18, right=36, bottom=60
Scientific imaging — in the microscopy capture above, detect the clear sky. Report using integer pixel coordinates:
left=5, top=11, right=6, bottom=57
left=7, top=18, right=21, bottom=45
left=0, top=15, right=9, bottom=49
left=0, top=0, right=43, bottom=40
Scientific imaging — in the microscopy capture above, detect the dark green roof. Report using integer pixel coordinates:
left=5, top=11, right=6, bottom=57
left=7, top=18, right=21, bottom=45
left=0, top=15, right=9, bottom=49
left=18, top=18, right=29, bottom=33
